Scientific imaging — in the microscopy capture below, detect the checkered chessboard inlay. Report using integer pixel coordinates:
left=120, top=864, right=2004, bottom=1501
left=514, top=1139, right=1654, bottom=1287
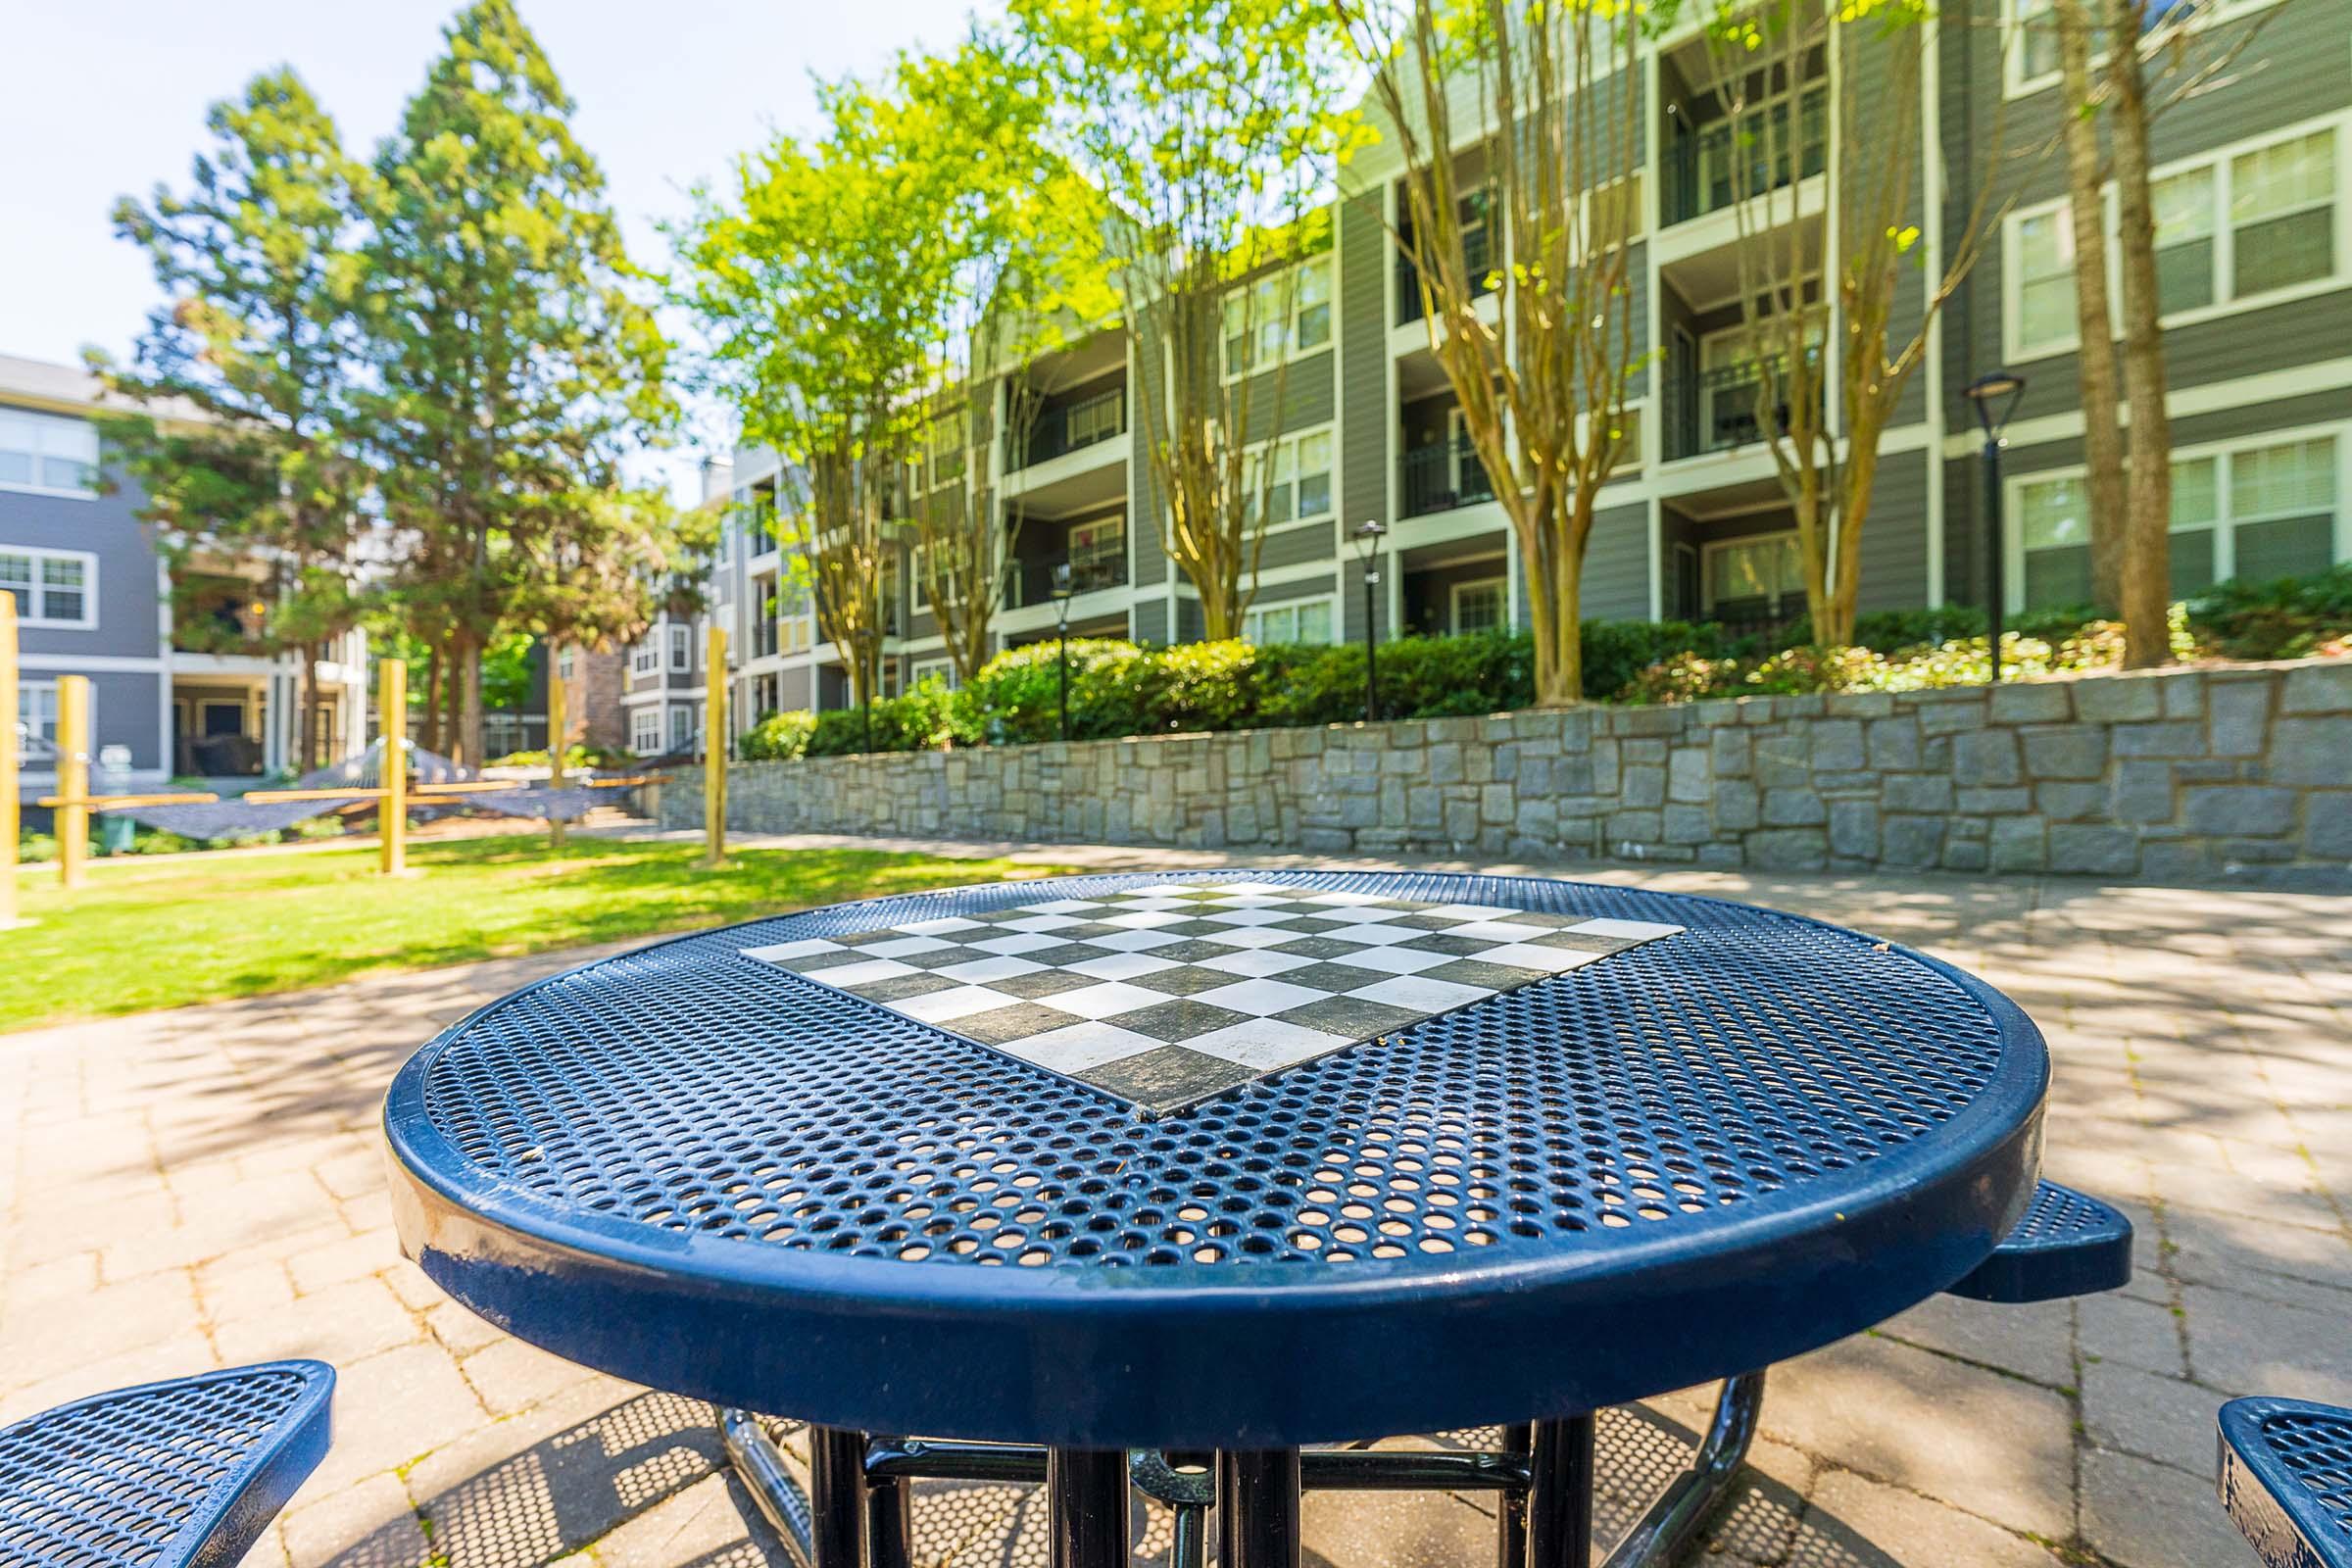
left=744, top=883, right=1684, bottom=1115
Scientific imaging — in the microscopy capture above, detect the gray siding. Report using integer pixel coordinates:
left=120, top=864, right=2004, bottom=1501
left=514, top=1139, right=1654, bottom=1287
left=1238, top=349, right=1335, bottom=446
left=1856, top=447, right=1932, bottom=612
left=1131, top=598, right=1168, bottom=645
left=1584, top=501, right=1652, bottom=619
left=1339, top=188, right=1390, bottom=534
left=1259, top=520, right=1342, bottom=572
left=4, top=471, right=160, bottom=662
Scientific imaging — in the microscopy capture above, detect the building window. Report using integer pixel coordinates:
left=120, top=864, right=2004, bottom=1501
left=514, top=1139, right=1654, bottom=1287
left=1451, top=578, right=1508, bottom=635
left=2017, top=430, right=2342, bottom=608
left=1703, top=533, right=1806, bottom=618
left=631, top=707, right=660, bottom=755
left=923, top=410, right=966, bottom=490
left=668, top=623, right=691, bottom=671
left=630, top=635, right=660, bottom=675
left=2013, top=208, right=2079, bottom=356
left=2230, top=128, right=2337, bottom=298
left=910, top=657, right=956, bottom=689
left=669, top=705, right=694, bottom=752
left=779, top=576, right=813, bottom=654
left=556, top=649, right=575, bottom=681
left=908, top=546, right=930, bottom=612
left=1246, top=428, right=1335, bottom=528
left=0, top=410, right=99, bottom=496
left=1222, top=255, right=1333, bottom=378
left=1068, top=516, right=1126, bottom=594
left=2008, top=120, right=2344, bottom=359
left=15, top=681, right=61, bottom=760
left=1241, top=598, right=1336, bottom=647
left=2008, top=0, right=2059, bottom=88
left=0, top=547, right=96, bottom=627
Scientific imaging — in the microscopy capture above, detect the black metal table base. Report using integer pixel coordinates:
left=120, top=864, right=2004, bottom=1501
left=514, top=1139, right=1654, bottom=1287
left=719, top=1372, right=1766, bottom=1568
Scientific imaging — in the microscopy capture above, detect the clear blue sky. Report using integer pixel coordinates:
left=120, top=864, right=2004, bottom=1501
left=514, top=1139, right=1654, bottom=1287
left=0, top=0, right=986, bottom=499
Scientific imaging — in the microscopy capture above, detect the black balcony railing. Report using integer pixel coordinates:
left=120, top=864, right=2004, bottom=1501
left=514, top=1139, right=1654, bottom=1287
left=1395, top=224, right=1496, bottom=325
left=1662, top=87, right=1829, bottom=226
left=1401, top=438, right=1495, bottom=518
left=1011, top=384, right=1126, bottom=471
left=1005, top=549, right=1128, bottom=610
left=1663, top=353, right=1825, bottom=462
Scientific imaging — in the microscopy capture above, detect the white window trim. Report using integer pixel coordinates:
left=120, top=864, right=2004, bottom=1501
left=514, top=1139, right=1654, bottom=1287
left=2004, top=416, right=2350, bottom=612
left=909, top=656, right=956, bottom=689
left=2004, top=0, right=2289, bottom=99
left=0, top=546, right=99, bottom=629
left=1449, top=576, right=1510, bottom=635
left=630, top=708, right=661, bottom=754
left=667, top=622, right=692, bottom=672
left=1221, top=250, right=1338, bottom=384
left=1241, top=595, right=1339, bottom=647
left=0, top=410, right=100, bottom=500
left=1242, top=422, right=1339, bottom=536
left=2002, top=112, right=2348, bottom=364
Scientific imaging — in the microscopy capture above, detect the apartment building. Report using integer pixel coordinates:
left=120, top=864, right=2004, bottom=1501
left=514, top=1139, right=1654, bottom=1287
left=617, top=459, right=727, bottom=757
left=3, top=354, right=369, bottom=794
left=712, top=0, right=2348, bottom=724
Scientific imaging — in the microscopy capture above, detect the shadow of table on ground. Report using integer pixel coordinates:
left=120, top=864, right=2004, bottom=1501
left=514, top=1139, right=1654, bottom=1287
left=320, top=1391, right=1936, bottom=1568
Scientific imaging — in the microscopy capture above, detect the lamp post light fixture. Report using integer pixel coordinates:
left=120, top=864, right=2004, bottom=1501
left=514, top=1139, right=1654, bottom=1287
left=1962, top=370, right=2028, bottom=684
left=1352, top=518, right=1388, bottom=723
left=1052, top=562, right=1075, bottom=743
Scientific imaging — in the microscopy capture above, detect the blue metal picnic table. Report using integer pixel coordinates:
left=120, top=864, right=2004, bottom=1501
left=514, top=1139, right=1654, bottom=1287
left=385, top=870, right=2082, bottom=1568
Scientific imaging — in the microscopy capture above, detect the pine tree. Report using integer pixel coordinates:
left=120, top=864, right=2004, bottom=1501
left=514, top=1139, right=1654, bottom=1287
left=97, top=67, right=372, bottom=771
left=362, top=0, right=676, bottom=764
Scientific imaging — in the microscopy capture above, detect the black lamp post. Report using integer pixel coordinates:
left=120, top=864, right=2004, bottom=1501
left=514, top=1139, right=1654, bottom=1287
left=1052, top=562, right=1075, bottom=743
left=1352, top=518, right=1388, bottom=723
left=1963, top=370, right=2028, bottom=684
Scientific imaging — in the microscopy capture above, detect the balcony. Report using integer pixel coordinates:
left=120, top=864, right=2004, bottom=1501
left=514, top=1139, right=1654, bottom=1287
left=1401, top=438, right=1495, bottom=518
left=1662, top=85, right=1827, bottom=227
left=1004, top=545, right=1127, bottom=611
left=1664, top=353, right=1824, bottom=462
left=1010, top=384, right=1126, bottom=472
left=1396, top=224, right=1496, bottom=326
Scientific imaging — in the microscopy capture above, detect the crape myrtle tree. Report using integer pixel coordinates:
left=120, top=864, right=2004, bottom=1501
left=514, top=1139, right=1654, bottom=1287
left=893, top=42, right=1117, bottom=683
left=676, top=78, right=947, bottom=717
left=363, top=0, right=677, bottom=765
left=1693, top=0, right=2010, bottom=651
left=97, top=68, right=375, bottom=771
left=1007, top=0, right=1364, bottom=642
left=2039, top=0, right=2287, bottom=666
left=1337, top=0, right=1649, bottom=704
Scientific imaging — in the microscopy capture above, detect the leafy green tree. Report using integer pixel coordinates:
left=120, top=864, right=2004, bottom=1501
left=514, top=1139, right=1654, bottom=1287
left=1005, top=0, right=1363, bottom=641
left=676, top=78, right=954, bottom=714
left=894, top=42, right=1116, bottom=682
left=95, top=68, right=373, bottom=770
left=362, top=0, right=677, bottom=764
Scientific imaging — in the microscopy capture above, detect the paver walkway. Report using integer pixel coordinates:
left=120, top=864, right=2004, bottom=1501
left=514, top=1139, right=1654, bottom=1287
left=2, top=845, right=2344, bottom=1568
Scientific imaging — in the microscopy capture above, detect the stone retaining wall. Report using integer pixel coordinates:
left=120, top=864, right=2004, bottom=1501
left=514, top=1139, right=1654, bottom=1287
left=662, top=660, right=2351, bottom=886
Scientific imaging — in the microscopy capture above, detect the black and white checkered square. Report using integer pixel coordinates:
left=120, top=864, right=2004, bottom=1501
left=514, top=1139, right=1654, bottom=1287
left=745, top=882, right=1683, bottom=1114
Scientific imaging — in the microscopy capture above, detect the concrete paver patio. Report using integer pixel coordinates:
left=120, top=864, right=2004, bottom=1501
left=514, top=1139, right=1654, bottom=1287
left=2, top=844, right=2345, bottom=1567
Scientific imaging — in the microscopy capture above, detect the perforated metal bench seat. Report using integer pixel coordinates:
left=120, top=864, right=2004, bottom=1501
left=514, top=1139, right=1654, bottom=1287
left=1945, top=1179, right=2133, bottom=1304
left=2220, top=1396, right=2352, bottom=1568
left=0, top=1360, right=333, bottom=1568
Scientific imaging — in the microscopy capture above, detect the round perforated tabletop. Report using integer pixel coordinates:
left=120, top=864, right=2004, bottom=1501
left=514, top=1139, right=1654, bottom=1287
left=385, top=870, right=2049, bottom=1449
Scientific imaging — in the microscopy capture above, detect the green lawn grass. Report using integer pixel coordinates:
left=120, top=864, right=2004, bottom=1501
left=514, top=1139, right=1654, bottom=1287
left=4, top=836, right=1073, bottom=1033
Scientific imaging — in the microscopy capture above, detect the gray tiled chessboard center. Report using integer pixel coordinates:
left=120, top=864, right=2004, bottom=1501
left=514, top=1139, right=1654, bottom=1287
left=744, top=882, right=1684, bottom=1115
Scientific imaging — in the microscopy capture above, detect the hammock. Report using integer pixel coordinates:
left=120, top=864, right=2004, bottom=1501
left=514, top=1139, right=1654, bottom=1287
left=96, top=739, right=584, bottom=839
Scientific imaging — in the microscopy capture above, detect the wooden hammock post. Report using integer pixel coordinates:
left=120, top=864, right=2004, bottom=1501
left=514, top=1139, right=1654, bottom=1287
left=55, top=675, right=90, bottom=892
left=547, top=646, right=567, bottom=851
left=0, top=595, right=19, bottom=926
left=703, top=626, right=727, bottom=869
left=380, top=660, right=408, bottom=878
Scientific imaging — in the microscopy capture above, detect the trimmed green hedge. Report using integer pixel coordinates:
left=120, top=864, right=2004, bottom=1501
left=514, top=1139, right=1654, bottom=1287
left=727, top=565, right=2349, bottom=758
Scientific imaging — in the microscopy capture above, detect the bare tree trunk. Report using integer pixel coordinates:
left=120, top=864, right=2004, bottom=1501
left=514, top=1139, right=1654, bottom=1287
left=2055, top=0, right=2128, bottom=612
left=301, top=640, right=325, bottom=773
left=453, top=631, right=485, bottom=769
left=2106, top=0, right=2172, bottom=667
left=420, top=646, right=444, bottom=757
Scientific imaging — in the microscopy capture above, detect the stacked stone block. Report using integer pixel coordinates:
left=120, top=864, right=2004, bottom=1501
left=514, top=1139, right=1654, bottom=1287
left=662, top=660, right=2350, bottom=887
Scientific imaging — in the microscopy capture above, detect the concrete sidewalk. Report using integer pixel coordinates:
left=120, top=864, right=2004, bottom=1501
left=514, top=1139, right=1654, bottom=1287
left=2, top=849, right=2344, bottom=1567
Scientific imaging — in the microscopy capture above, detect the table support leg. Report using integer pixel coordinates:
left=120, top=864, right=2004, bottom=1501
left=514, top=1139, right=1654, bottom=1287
left=1527, top=1414, right=1595, bottom=1568
left=1047, top=1447, right=1130, bottom=1568
left=1217, top=1447, right=1302, bottom=1568
left=1496, top=1423, right=1533, bottom=1568
left=865, top=1468, right=913, bottom=1568
left=808, top=1425, right=867, bottom=1568
left=717, top=1410, right=815, bottom=1568
left=1601, top=1371, right=1767, bottom=1567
